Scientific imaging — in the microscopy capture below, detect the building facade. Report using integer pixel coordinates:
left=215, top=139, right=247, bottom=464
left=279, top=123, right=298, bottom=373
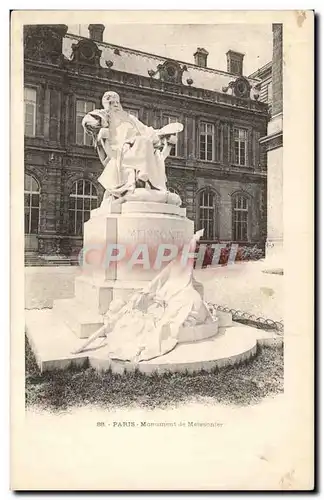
left=24, top=24, right=269, bottom=264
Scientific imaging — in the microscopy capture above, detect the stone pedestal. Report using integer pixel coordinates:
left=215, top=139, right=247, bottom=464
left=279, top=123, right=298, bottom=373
left=53, top=201, right=194, bottom=337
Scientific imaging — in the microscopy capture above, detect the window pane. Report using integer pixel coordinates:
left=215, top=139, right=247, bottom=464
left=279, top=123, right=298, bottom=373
left=91, top=185, right=98, bottom=198
left=30, top=208, right=39, bottom=233
left=24, top=174, right=31, bottom=191
left=200, top=136, right=206, bottom=160
left=125, top=108, right=139, bottom=118
left=206, top=124, right=213, bottom=135
left=84, top=198, right=90, bottom=211
left=24, top=193, right=30, bottom=207
left=69, top=197, right=75, bottom=210
left=234, top=144, right=239, bottom=164
left=76, top=211, right=83, bottom=236
left=84, top=181, right=91, bottom=195
left=239, top=129, right=247, bottom=140
left=84, top=210, right=91, bottom=224
left=86, top=101, right=95, bottom=113
left=69, top=180, right=98, bottom=236
left=91, top=197, right=98, bottom=210
left=76, top=116, right=84, bottom=145
left=232, top=196, right=248, bottom=241
left=24, top=87, right=36, bottom=102
left=25, top=211, right=30, bottom=234
left=31, top=177, right=39, bottom=192
left=77, top=180, right=84, bottom=195
left=76, top=100, right=85, bottom=113
left=31, top=194, right=39, bottom=207
left=25, top=123, right=34, bottom=137
left=85, top=133, right=93, bottom=146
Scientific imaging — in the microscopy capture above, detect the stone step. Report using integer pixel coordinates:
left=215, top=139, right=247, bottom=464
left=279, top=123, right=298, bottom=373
left=74, top=276, right=113, bottom=315
left=25, top=308, right=279, bottom=374
left=25, top=308, right=103, bottom=372
left=52, top=297, right=104, bottom=338
left=74, top=276, right=146, bottom=314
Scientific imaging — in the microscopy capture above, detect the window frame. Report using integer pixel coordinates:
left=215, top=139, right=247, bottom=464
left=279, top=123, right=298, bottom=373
left=162, top=115, right=179, bottom=157
left=124, top=107, right=140, bottom=119
left=199, top=121, right=215, bottom=162
left=24, top=173, right=40, bottom=235
left=197, top=189, right=217, bottom=240
left=233, top=127, right=248, bottom=167
left=75, top=99, right=96, bottom=146
left=232, top=193, right=249, bottom=242
left=69, top=179, right=99, bottom=236
left=24, top=87, right=37, bottom=137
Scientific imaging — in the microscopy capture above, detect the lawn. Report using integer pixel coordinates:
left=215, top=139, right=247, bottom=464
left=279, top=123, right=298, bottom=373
left=25, top=336, right=284, bottom=413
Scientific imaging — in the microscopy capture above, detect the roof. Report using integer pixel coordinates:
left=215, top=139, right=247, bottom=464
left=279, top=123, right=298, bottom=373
left=62, top=34, right=260, bottom=94
left=248, top=61, right=272, bottom=80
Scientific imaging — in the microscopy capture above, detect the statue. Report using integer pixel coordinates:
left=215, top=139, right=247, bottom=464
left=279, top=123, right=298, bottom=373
left=82, top=91, right=184, bottom=208
left=72, top=229, right=214, bottom=361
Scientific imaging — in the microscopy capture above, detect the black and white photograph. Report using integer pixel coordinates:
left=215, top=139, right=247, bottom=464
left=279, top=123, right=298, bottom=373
left=10, top=10, right=314, bottom=491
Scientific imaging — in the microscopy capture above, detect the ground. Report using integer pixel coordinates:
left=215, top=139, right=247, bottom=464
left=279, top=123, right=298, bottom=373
left=25, top=261, right=284, bottom=413
left=26, top=335, right=283, bottom=412
left=25, top=260, right=283, bottom=321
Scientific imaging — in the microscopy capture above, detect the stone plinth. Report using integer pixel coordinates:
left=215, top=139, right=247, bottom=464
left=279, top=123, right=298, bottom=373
left=25, top=308, right=281, bottom=374
left=82, top=201, right=194, bottom=283
left=53, top=201, right=194, bottom=337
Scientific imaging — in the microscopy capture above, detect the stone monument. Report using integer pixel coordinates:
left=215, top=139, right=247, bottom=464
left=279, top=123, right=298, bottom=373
left=26, top=91, right=276, bottom=373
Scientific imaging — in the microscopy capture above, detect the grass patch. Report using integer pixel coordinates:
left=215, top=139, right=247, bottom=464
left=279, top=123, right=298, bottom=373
left=25, top=336, right=283, bottom=413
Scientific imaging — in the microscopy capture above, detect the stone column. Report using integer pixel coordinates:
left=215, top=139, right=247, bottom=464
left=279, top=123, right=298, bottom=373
left=259, top=23, right=283, bottom=272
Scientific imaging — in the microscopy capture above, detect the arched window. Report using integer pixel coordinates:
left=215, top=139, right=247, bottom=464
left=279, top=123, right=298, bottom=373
left=24, top=174, right=40, bottom=234
left=198, top=189, right=216, bottom=240
left=232, top=194, right=249, bottom=242
left=69, top=179, right=99, bottom=236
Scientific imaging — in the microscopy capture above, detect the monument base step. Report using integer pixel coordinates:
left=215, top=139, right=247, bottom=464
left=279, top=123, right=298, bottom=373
left=25, top=309, right=281, bottom=374
left=52, top=298, right=104, bottom=338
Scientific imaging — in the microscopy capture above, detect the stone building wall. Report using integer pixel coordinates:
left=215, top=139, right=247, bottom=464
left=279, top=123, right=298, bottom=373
left=24, top=24, right=268, bottom=263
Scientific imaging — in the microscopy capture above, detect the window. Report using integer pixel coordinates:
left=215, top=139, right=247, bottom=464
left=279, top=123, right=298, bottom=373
left=124, top=108, right=139, bottom=118
left=24, top=174, right=40, bottom=234
left=199, top=122, right=214, bottom=161
left=198, top=190, right=216, bottom=240
left=230, top=60, right=240, bottom=75
left=234, top=128, right=248, bottom=166
left=24, top=87, right=37, bottom=137
left=76, top=100, right=96, bottom=146
left=162, top=115, right=179, bottom=156
left=232, top=194, right=249, bottom=242
left=69, top=180, right=99, bottom=236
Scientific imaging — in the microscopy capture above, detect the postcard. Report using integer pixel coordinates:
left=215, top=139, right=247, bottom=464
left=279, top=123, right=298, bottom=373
left=11, top=10, right=314, bottom=491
